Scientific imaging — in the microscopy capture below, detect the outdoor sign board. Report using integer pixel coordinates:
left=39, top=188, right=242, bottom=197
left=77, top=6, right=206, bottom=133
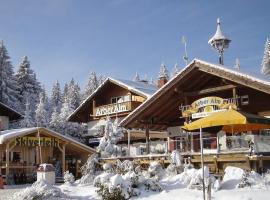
left=182, top=96, right=237, bottom=119
left=95, top=102, right=129, bottom=116
left=16, top=137, right=58, bottom=147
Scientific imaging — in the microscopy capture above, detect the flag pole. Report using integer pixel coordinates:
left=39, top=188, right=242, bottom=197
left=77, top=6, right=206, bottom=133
left=200, top=126, right=206, bottom=200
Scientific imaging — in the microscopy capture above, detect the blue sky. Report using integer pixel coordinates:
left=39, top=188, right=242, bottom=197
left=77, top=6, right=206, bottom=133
left=0, top=0, right=269, bottom=91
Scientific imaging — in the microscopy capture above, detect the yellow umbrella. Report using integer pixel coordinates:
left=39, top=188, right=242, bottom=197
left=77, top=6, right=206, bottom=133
left=182, top=109, right=270, bottom=133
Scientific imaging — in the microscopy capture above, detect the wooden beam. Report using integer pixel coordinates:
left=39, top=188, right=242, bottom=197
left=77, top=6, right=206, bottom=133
left=5, top=142, right=10, bottom=177
left=183, top=84, right=237, bottom=97
left=145, top=124, right=150, bottom=154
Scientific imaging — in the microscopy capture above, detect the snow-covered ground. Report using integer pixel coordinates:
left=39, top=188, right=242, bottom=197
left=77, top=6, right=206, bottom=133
left=3, top=171, right=270, bottom=200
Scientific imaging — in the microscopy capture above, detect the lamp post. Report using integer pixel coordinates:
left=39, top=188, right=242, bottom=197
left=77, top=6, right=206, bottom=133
left=208, top=18, right=231, bottom=65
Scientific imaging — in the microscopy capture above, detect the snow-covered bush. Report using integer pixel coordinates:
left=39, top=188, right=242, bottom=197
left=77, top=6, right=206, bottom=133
left=188, top=166, right=210, bottom=190
left=79, top=153, right=100, bottom=185
left=237, top=170, right=251, bottom=188
left=94, top=159, right=164, bottom=200
left=167, top=150, right=184, bottom=175
left=12, top=180, right=69, bottom=200
left=144, top=178, right=162, bottom=192
left=64, top=170, right=75, bottom=185
left=148, top=161, right=164, bottom=180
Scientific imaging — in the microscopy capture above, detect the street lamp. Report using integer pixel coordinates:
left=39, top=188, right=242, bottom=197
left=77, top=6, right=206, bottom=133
left=208, top=18, right=231, bottom=65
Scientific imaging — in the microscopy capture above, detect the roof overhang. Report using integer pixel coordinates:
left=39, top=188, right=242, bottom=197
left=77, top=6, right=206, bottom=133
left=0, top=102, right=22, bottom=121
left=68, top=77, right=156, bottom=123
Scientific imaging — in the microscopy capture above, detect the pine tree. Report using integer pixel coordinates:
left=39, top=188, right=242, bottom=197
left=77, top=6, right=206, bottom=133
left=62, top=83, right=69, bottom=101
left=159, top=63, right=169, bottom=80
left=83, top=72, right=100, bottom=100
left=20, top=98, right=34, bottom=128
left=171, top=63, right=179, bottom=77
left=16, top=56, right=41, bottom=117
left=133, top=72, right=140, bottom=82
left=59, top=98, right=84, bottom=141
left=67, top=78, right=81, bottom=109
left=261, top=38, right=270, bottom=75
left=35, top=94, right=48, bottom=127
left=50, top=81, right=62, bottom=112
left=49, top=108, right=61, bottom=132
left=0, top=40, right=20, bottom=109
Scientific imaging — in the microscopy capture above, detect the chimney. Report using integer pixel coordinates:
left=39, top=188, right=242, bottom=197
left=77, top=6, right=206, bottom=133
left=157, top=63, right=169, bottom=88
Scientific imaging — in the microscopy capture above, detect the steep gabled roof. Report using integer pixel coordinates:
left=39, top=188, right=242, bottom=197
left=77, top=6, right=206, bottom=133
left=68, top=77, right=158, bottom=123
left=119, top=59, right=270, bottom=130
left=0, top=102, right=22, bottom=121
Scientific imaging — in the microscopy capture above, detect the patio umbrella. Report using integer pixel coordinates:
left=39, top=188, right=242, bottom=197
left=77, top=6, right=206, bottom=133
left=181, top=109, right=270, bottom=133
left=181, top=108, right=270, bottom=200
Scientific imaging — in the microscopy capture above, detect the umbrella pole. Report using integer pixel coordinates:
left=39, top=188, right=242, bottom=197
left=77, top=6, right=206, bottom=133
left=200, top=126, right=206, bottom=200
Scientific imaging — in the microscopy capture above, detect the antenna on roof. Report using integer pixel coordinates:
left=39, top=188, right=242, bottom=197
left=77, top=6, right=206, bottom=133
left=181, top=36, right=189, bottom=66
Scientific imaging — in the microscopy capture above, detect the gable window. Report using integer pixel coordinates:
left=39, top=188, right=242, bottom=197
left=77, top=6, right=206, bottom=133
left=111, top=95, right=130, bottom=104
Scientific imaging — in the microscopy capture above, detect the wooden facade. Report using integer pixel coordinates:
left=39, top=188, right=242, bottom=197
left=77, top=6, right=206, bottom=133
left=0, top=127, right=95, bottom=184
left=120, top=59, right=270, bottom=174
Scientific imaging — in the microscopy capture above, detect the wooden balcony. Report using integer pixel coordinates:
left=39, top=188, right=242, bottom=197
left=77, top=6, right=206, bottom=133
left=93, top=101, right=141, bottom=118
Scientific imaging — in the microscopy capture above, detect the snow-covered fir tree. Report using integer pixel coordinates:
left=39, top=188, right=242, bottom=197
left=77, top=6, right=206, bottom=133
left=133, top=72, right=140, bottom=82
left=35, top=94, right=48, bottom=127
left=62, top=83, right=69, bottom=101
left=159, top=63, right=169, bottom=80
left=20, top=98, right=34, bottom=128
left=50, top=81, right=62, bottom=113
left=15, top=56, right=41, bottom=117
left=66, top=79, right=81, bottom=110
left=0, top=40, right=20, bottom=109
left=49, top=108, right=61, bottom=132
left=261, top=37, right=270, bottom=75
left=97, top=117, right=124, bottom=157
left=83, top=72, right=99, bottom=99
left=58, top=98, right=84, bottom=141
left=171, top=63, right=179, bottom=77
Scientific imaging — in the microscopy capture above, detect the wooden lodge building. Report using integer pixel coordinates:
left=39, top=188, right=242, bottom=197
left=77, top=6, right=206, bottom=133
left=0, top=102, right=95, bottom=184
left=68, top=77, right=169, bottom=156
left=120, top=59, right=270, bottom=174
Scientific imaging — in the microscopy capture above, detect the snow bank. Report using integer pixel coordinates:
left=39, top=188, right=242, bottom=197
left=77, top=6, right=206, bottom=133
left=11, top=180, right=71, bottom=200
left=221, top=166, right=245, bottom=189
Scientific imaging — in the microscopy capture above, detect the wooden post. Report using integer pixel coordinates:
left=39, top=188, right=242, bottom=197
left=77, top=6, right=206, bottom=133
left=62, top=144, right=66, bottom=176
left=57, top=142, right=67, bottom=177
left=5, top=142, right=10, bottom=178
left=190, top=133, right=194, bottom=153
left=145, top=124, right=150, bottom=154
left=127, top=130, right=131, bottom=156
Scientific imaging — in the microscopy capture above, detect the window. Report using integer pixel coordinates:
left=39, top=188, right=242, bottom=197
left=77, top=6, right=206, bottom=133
left=111, top=97, right=122, bottom=104
left=111, top=95, right=130, bottom=104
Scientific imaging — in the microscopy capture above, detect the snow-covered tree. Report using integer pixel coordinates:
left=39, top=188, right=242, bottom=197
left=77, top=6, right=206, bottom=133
left=159, top=63, right=169, bottom=80
left=62, top=83, right=69, bottom=101
left=58, top=98, right=84, bottom=141
left=83, top=72, right=99, bottom=99
left=97, top=117, right=124, bottom=157
left=261, top=38, right=270, bottom=75
left=66, top=78, right=81, bottom=110
left=133, top=72, right=140, bottom=82
left=15, top=56, right=41, bottom=117
left=50, top=81, right=62, bottom=113
left=171, top=63, right=179, bottom=77
left=35, top=94, right=48, bottom=127
left=49, top=108, right=61, bottom=132
left=20, top=98, right=34, bottom=128
left=0, top=40, right=20, bottom=109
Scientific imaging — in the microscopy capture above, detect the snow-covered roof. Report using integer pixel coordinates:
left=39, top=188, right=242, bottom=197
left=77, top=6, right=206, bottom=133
left=68, top=77, right=158, bottom=122
left=120, top=59, right=270, bottom=128
left=0, top=127, right=95, bottom=152
left=0, top=102, right=22, bottom=120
